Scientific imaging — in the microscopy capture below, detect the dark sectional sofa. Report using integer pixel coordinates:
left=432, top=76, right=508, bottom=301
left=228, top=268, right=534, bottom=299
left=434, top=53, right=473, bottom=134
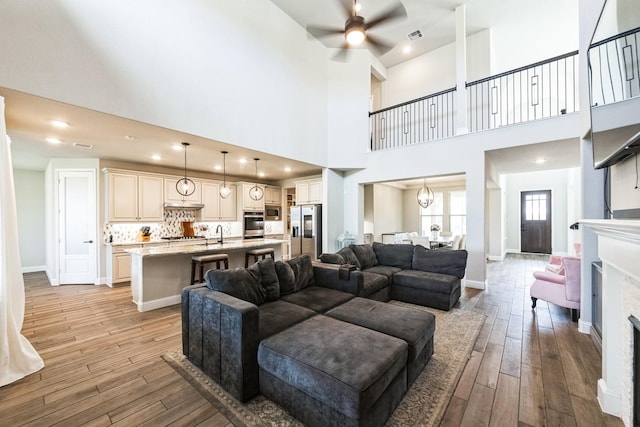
left=181, top=254, right=437, bottom=427
left=319, top=242, right=468, bottom=311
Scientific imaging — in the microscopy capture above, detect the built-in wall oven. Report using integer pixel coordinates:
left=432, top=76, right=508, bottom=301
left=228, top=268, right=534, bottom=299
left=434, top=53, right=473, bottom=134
left=243, top=211, right=265, bottom=239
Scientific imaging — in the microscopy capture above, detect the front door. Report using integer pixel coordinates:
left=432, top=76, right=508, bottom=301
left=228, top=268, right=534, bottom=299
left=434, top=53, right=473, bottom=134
left=520, top=190, right=552, bottom=254
left=58, top=170, right=96, bottom=284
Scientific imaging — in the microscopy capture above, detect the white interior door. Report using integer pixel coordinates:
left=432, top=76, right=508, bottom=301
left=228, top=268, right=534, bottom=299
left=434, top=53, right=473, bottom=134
left=58, top=170, right=96, bottom=284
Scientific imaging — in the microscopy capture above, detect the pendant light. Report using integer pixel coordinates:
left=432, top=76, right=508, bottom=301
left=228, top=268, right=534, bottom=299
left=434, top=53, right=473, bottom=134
left=249, top=158, right=264, bottom=201
left=416, top=178, right=434, bottom=208
left=219, top=151, right=231, bottom=199
left=176, top=142, right=195, bottom=197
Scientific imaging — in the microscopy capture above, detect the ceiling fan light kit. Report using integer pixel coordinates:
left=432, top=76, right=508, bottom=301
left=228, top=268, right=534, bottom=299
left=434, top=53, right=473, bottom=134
left=345, top=15, right=366, bottom=46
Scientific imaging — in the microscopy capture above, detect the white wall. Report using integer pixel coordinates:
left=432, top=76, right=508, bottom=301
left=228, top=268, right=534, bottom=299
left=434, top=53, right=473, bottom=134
left=372, top=184, right=404, bottom=243
left=0, top=0, right=331, bottom=167
left=503, top=168, right=579, bottom=254
left=13, top=169, right=46, bottom=271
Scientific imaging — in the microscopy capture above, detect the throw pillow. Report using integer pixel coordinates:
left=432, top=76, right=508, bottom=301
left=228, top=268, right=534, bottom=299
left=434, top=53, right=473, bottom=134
left=372, top=242, right=414, bottom=270
left=257, top=257, right=280, bottom=301
left=287, top=254, right=315, bottom=291
left=412, top=245, right=468, bottom=279
left=337, top=247, right=361, bottom=269
left=319, top=253, right=345, bottom=265
left=349, top=244, right=378, bottom=270
left=205, top=266, right=267, bottom=306
left=275, top=260, right=296, bottom=296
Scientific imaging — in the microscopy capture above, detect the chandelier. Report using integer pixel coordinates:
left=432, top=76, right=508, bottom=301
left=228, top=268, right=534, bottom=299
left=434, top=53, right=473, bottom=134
left=249, top=158, right=264, bottom=201
left=416, top=178, right=434, bottom=208
left=219, top=151, right=231, bottom=199
left=176, top=142, right=195, bottom=197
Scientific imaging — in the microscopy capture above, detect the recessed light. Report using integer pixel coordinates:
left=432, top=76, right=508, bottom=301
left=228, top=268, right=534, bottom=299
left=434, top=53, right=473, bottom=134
left=258, top=172, right=265, bottom=178
left=536, top=158, right=546, bottom=164
left=172, top=144, right=183, bottom=151
left=50, top=120, right=69, bottom=129
left=239, top=158, right=247, bottom=164
left=152, top=154, right=162, bottom=161
left=214, top=165, right=222, bottom=171
left=284, top=167, right=292, bottom=172
left=46, top=137, right=61, bottom=144
left=403, top=46, right=411, bottom=54
left=124, top=135, right=136, bottom=141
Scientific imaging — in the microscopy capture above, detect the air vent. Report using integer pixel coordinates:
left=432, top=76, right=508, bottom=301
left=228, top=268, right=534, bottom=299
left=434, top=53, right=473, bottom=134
left=73, top=142, right=94, bottom=150
left=407, top=29, right=423, bottom=42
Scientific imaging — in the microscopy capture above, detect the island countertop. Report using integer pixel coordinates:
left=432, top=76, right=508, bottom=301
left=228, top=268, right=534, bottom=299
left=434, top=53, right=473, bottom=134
left=125, top=238, right=286, bottom=257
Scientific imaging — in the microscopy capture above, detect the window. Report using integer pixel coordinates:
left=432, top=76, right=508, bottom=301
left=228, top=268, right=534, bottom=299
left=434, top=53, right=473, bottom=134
left=449, top=191, right=466, bottom=236
left=525, top=193, right=547, bottom=220
left=420, top=192, right=443, bottom=236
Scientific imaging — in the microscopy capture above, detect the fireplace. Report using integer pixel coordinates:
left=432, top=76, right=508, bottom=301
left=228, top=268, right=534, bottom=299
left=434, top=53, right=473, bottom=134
left=632, top=316, right=640, bottom=427
left=582, top=219, right=640, bottom=427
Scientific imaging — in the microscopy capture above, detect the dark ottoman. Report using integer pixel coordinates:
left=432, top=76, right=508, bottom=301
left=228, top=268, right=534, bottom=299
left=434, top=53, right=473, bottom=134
left=326, top=297, right=435, bottom=386
left=257, top=315, right=408, bottom=427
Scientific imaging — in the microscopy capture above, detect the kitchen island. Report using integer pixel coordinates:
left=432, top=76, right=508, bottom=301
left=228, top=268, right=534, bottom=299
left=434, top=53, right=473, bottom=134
left=126, top=238, right=285, bottom=312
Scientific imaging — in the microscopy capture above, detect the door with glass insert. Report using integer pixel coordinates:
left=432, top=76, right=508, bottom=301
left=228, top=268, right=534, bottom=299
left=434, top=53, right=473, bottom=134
left=520, top=190, right=552, bottom=254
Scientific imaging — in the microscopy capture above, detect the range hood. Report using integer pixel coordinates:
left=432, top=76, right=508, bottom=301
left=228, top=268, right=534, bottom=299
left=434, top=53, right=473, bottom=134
left=163, top=201, right=204, bottom=210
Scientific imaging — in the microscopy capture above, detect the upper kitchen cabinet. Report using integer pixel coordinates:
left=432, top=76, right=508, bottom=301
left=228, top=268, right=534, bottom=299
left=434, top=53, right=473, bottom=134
left=201, top=181, right=237, bottom=221
left=295, top=179, right=322, bottom=205
left=264, top=186, right=282, bottom=205
left=164, top=177, right=202, bottom=203
left=237, top=182, right=265, bottom=212
left=105, top=170, right=164, bottom=222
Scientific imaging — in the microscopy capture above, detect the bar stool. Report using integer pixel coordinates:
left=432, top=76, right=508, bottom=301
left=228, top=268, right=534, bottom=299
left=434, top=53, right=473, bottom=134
left=245, top=248, right=275, bottom=267
left=191, top=253, right=229, bottom=284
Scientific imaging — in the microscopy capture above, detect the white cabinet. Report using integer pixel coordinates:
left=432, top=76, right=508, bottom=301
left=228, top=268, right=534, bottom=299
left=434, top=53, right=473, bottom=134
left=295, top=179, right=322, bottom=204
left=201, top=181, right=237, bottom=221
left=106, top=172, right=164, bottom=222
left=237, top=183, right=265, bottom=212
left=265, top=186, right=282, bottom=205
left=164, top=177, right=202, bottom=203
left=106, top=244, right=141, bottom=285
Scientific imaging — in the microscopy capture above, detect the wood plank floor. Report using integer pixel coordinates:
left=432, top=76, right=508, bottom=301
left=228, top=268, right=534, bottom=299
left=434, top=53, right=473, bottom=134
left=0, top=254, right=624, bottom=426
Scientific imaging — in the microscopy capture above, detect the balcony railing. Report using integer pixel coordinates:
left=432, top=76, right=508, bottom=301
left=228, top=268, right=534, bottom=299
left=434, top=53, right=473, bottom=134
left=467, top=51, right=579, bottom=132
left=589, top=26, right=640, bottom=106
left=369, top=88, right=456, bottom=151
left=369, top=51, right=579, bottom=151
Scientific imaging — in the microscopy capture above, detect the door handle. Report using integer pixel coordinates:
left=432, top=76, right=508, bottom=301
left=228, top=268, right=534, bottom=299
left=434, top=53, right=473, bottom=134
left=83, top=240, right=94, bottom=243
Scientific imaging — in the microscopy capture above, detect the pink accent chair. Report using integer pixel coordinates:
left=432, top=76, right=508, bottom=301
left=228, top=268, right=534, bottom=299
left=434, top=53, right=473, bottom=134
left=531, top=256, right=581, bottom=321
left=544, top=242, right=582, bottom=275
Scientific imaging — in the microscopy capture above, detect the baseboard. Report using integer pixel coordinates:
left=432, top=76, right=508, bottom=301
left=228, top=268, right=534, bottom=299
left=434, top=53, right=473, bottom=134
left=578, top=318, right=592, bottom=335
left=487, top=255, right=504, bottom=261
left=597, top=378, right=622, bottom=417
left=22, top=265, right=46, bottom=273
left=590, top=325, right=602, bottom=353
left=465, top=279, right=486, bottom=290
left=136, top=295, right=181, bottom=312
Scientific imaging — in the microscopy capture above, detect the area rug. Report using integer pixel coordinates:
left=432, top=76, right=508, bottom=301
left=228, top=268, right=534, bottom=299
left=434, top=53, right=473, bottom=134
left=164, top=302, right=485, bottom=427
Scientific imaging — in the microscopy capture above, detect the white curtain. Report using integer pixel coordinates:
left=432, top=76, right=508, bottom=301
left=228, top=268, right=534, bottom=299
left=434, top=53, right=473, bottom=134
left=0, top=96, right=44, bottom=387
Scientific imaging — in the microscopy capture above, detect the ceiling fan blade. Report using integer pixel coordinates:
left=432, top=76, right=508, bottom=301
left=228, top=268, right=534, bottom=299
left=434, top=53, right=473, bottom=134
left=337, top=0, right=355, bottom=18
left=306, top=24, right=344, bottom=40
left=366, top=2, right=407, bottom=30
left=331, top=42, right=351, bottom=62
left=366, top=34, right=393, bottom=56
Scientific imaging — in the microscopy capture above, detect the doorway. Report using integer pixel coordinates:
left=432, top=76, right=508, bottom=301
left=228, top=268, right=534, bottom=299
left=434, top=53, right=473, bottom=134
left=58, top=170, right=96, bottom=284
left=520, top=190, right=552, bottom=254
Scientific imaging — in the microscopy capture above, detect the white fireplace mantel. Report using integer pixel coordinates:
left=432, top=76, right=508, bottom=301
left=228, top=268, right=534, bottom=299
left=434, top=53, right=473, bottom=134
left=582, top=219, right=640, bottom=427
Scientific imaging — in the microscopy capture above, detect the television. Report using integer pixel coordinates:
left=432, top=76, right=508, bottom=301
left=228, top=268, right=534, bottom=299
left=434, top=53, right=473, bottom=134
left=588, top=0, right=640, bottom=169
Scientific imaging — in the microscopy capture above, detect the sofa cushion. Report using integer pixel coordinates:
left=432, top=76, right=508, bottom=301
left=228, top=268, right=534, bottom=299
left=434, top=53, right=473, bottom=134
left=412, top=245, right=468, bottom=279
left=337, top=247, right=361, bottom=269
left=319, top=252, right=345, bottom=265
left=372, top=242, right=414, bottom=270
left=280, top=286, right=354, bottom=314
left=275, top=260, right=296, bottom=296
left=256, top=258, right=280, bottom=301
left=360, top=271, right=389, bottom=297
left=258, top=300, right=316, bottom=341
left=350, top=244, right=378, bottom=270
left=258, top=315, right=408, bottom=419
left=205, top=264, right=266, bottom=306
left=393, top=269, right=461, bottom=295
left=287, top=254, right=315, bottom=292
left=364, top=265, right=402, bottom=281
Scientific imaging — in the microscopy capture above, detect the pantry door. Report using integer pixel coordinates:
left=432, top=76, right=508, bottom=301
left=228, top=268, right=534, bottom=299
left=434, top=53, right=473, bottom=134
left=58, top=170, right=96, bottom=284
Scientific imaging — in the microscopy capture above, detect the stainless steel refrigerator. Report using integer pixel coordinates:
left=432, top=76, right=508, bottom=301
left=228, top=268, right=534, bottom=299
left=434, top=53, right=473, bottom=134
left=290, top=204, right=322, bottom=259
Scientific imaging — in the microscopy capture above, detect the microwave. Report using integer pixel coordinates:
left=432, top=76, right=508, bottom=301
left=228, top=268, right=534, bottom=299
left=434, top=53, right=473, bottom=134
left=265, top=205, right=281, bottom=221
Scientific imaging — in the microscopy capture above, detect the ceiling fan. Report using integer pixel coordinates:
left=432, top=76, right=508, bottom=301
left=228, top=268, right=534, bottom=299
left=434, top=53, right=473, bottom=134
left=306, top=0, right=407, bottom=61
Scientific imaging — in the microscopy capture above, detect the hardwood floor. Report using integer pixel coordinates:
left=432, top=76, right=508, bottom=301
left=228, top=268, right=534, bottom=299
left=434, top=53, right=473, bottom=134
left=0, top=254, right=624, bottom=426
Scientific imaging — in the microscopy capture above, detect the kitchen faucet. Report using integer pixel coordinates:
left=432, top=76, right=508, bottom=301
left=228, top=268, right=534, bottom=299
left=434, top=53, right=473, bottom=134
left=215, top=225, right=223, bottom=244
